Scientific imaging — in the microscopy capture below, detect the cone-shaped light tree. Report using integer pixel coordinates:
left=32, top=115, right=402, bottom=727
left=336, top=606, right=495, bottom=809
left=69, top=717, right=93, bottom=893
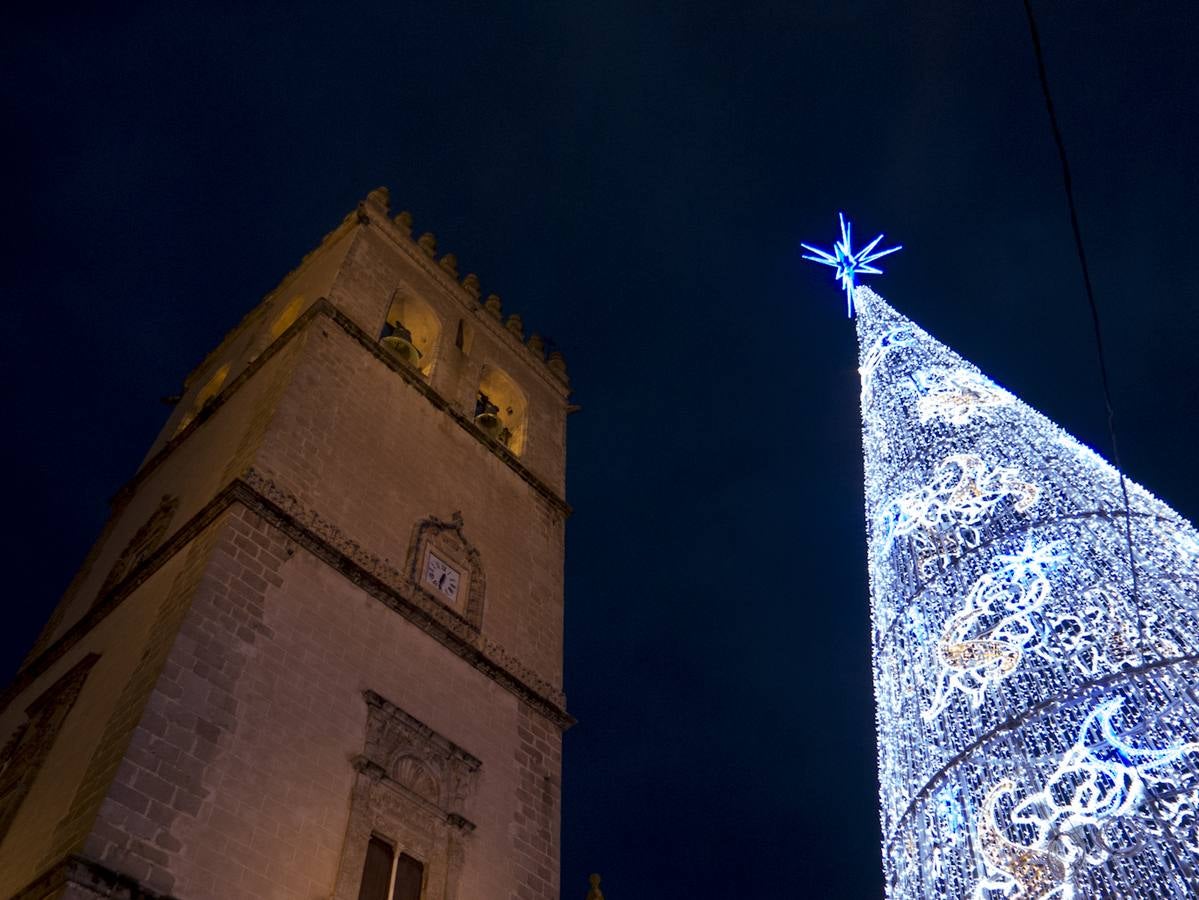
left=811, top=218, right=1199, bottom=898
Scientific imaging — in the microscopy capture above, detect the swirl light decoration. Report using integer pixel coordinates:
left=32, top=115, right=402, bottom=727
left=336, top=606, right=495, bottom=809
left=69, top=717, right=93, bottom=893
left=848, top=284, right=1199, bottom=898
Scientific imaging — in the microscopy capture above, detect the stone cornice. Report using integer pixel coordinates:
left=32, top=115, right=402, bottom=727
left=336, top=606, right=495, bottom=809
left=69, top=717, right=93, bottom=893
left=322, top=301, right=571, bottom=515
left=116, top=299, right=570, bottom=518
left=5, top=473, right=573, bottom=731
left=238, top=469, right=571, bottom=723
left=11, top=854, right=179, bottom=900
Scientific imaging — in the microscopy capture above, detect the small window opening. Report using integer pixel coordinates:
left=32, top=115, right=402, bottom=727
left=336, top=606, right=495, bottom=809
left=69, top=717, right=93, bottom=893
left=357, top=836, right=393, bottom=900
left=393, top=854, right=425, bottom=900
left=356, top=836, right=425, bottom=900
left=455, top=319, right=465, bottom=350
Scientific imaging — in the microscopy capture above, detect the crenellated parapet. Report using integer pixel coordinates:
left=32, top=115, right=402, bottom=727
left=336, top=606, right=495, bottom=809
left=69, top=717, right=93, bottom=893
left=357, top=187, right=568, bottom=387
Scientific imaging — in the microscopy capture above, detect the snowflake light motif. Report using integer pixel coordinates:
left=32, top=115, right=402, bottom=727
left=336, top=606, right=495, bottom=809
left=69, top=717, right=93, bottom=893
left=802, top=212, right=902, bottom=317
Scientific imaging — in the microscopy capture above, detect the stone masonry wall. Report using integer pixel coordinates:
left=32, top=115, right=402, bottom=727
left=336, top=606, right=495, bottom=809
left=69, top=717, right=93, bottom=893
left=143, top=220, right=357, bottom=466
left=326, top=220, right=568, bottom=496
left=6, top=192, right=570, bottom=900
left=510, top=702, right=563, bottom=900
left=26, top=332, right=306, bottom=662
left=255, top=311, right=567, bottom=692
left=79, top=501, right=562, bottom=899
left=0, top=523, right=221, bottom=898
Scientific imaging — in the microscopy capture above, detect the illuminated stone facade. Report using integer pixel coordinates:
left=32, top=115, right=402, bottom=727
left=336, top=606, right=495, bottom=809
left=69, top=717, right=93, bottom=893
left=856, top=287, right=1199, bottom=898
left=0, top=188, right=573, bottom=900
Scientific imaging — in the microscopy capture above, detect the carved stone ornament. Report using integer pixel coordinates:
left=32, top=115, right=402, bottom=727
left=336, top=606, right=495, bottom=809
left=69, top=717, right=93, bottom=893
left=360, top=691, right=481, bottom=815
left=0, top=653, right=100, bottom=844
left=407, top=512, right=485, bottom=630
left=330, top=691, right=481, bottom=900
left=98, top=495, right=179, bottom=600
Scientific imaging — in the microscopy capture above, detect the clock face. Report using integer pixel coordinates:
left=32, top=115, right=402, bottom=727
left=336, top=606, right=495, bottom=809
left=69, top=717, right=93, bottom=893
left=423, top=551, right=460, bottom=602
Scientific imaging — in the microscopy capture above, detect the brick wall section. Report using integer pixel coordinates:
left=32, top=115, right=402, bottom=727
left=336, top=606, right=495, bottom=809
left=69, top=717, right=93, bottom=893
left=510, top=703, right=563, bottom=900
left=6, top=194, right=571, bottom=900
left=79, top=505, right=283, bottom=897
left=23, top=192, right=568, bottom=699
left=143, top=220, right=357, bottom=466
left=30, top=336, right=305, bottom=658
left=65, top=502, right=563, bottom=899
left=0, top=543, right=216, bottom=896
left=325, top=222, right=568, bottom=496
left=39, top=522, right=226, bottom=880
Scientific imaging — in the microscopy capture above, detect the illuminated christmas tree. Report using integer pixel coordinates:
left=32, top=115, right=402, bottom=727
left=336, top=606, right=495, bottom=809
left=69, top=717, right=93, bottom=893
left=807, top=217, right=1199, bottom=898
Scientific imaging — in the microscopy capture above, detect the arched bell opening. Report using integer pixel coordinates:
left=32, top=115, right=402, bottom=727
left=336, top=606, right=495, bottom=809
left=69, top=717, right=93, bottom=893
left=381, top=291, right=441, bottom=376
left=174, top=363, right=230, bottom=435
left=475, top=366, right=527, bottom=455
left=269, top=294, right=306, bottom=340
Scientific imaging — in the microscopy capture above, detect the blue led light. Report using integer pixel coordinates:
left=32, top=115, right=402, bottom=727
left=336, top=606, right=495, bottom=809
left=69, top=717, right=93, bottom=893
left=802, top=212, right=901, bottom=317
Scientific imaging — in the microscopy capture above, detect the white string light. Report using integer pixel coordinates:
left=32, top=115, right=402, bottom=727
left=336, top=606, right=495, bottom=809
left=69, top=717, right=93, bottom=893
left=850, top=286, right=1199, bottom=899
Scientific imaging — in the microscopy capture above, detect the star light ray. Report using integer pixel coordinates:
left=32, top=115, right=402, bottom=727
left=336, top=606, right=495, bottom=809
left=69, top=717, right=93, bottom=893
left=802, top=212, right=902, bottom=316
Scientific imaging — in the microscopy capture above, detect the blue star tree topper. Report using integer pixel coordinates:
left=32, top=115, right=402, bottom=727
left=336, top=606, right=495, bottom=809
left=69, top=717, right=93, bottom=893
left=802, top=213, right=902, bottom=317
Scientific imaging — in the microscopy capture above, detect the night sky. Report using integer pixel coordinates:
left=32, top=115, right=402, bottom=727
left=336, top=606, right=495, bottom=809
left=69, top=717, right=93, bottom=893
left=5, top=3, right=1199, bottom=897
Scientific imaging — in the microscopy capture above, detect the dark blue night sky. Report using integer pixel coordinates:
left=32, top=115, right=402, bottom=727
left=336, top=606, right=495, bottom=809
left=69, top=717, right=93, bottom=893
left=4, top=3, right=1199, bottom=897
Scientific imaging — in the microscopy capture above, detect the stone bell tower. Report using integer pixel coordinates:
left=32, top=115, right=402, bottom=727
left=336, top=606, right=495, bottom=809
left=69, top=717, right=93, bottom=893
left=0, top=188, right=573, bottom=900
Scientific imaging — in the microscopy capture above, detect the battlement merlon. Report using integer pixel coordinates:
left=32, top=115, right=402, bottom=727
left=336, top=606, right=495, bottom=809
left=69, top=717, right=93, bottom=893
left=178, top=188, right=569, bottom=394
left=145, top=189, right=573, bottom=482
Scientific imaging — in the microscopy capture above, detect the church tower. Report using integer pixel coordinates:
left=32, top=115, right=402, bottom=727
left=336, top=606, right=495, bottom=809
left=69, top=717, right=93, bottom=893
left=0, top=188, right=573, bottom=900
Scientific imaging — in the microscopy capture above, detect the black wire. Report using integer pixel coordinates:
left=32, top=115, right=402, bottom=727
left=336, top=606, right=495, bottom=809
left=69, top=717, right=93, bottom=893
left=1021, top=0, right=1144, bottom=660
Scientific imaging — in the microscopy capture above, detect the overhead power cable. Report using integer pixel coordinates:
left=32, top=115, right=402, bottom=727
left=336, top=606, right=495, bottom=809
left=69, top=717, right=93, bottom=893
left=1020, top=0, right=1144, bottom=658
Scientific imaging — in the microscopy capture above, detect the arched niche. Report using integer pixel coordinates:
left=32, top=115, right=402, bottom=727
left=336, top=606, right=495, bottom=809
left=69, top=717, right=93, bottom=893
left=381, top=291, right=441, bottom=377
left=97, top=494, right=179, bottom=602
left=175, top=363, right=230, bottom=435
left=475, top=365, right=527, bottom=455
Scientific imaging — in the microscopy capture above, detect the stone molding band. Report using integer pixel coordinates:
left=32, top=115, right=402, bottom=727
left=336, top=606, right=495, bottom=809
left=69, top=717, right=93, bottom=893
left=3, top=473, right=573, bottom=731
left=112, top=297, right=570, bottom=520
left=10, top=853, right=179, bottom=900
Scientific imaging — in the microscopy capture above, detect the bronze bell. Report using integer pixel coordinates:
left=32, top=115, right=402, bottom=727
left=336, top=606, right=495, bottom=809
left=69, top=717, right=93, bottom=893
left=474, top=393, right=504, bottom=440
left=475, top=412, right=503, bottom=439
left=381, top=320, right=422, bottom=368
